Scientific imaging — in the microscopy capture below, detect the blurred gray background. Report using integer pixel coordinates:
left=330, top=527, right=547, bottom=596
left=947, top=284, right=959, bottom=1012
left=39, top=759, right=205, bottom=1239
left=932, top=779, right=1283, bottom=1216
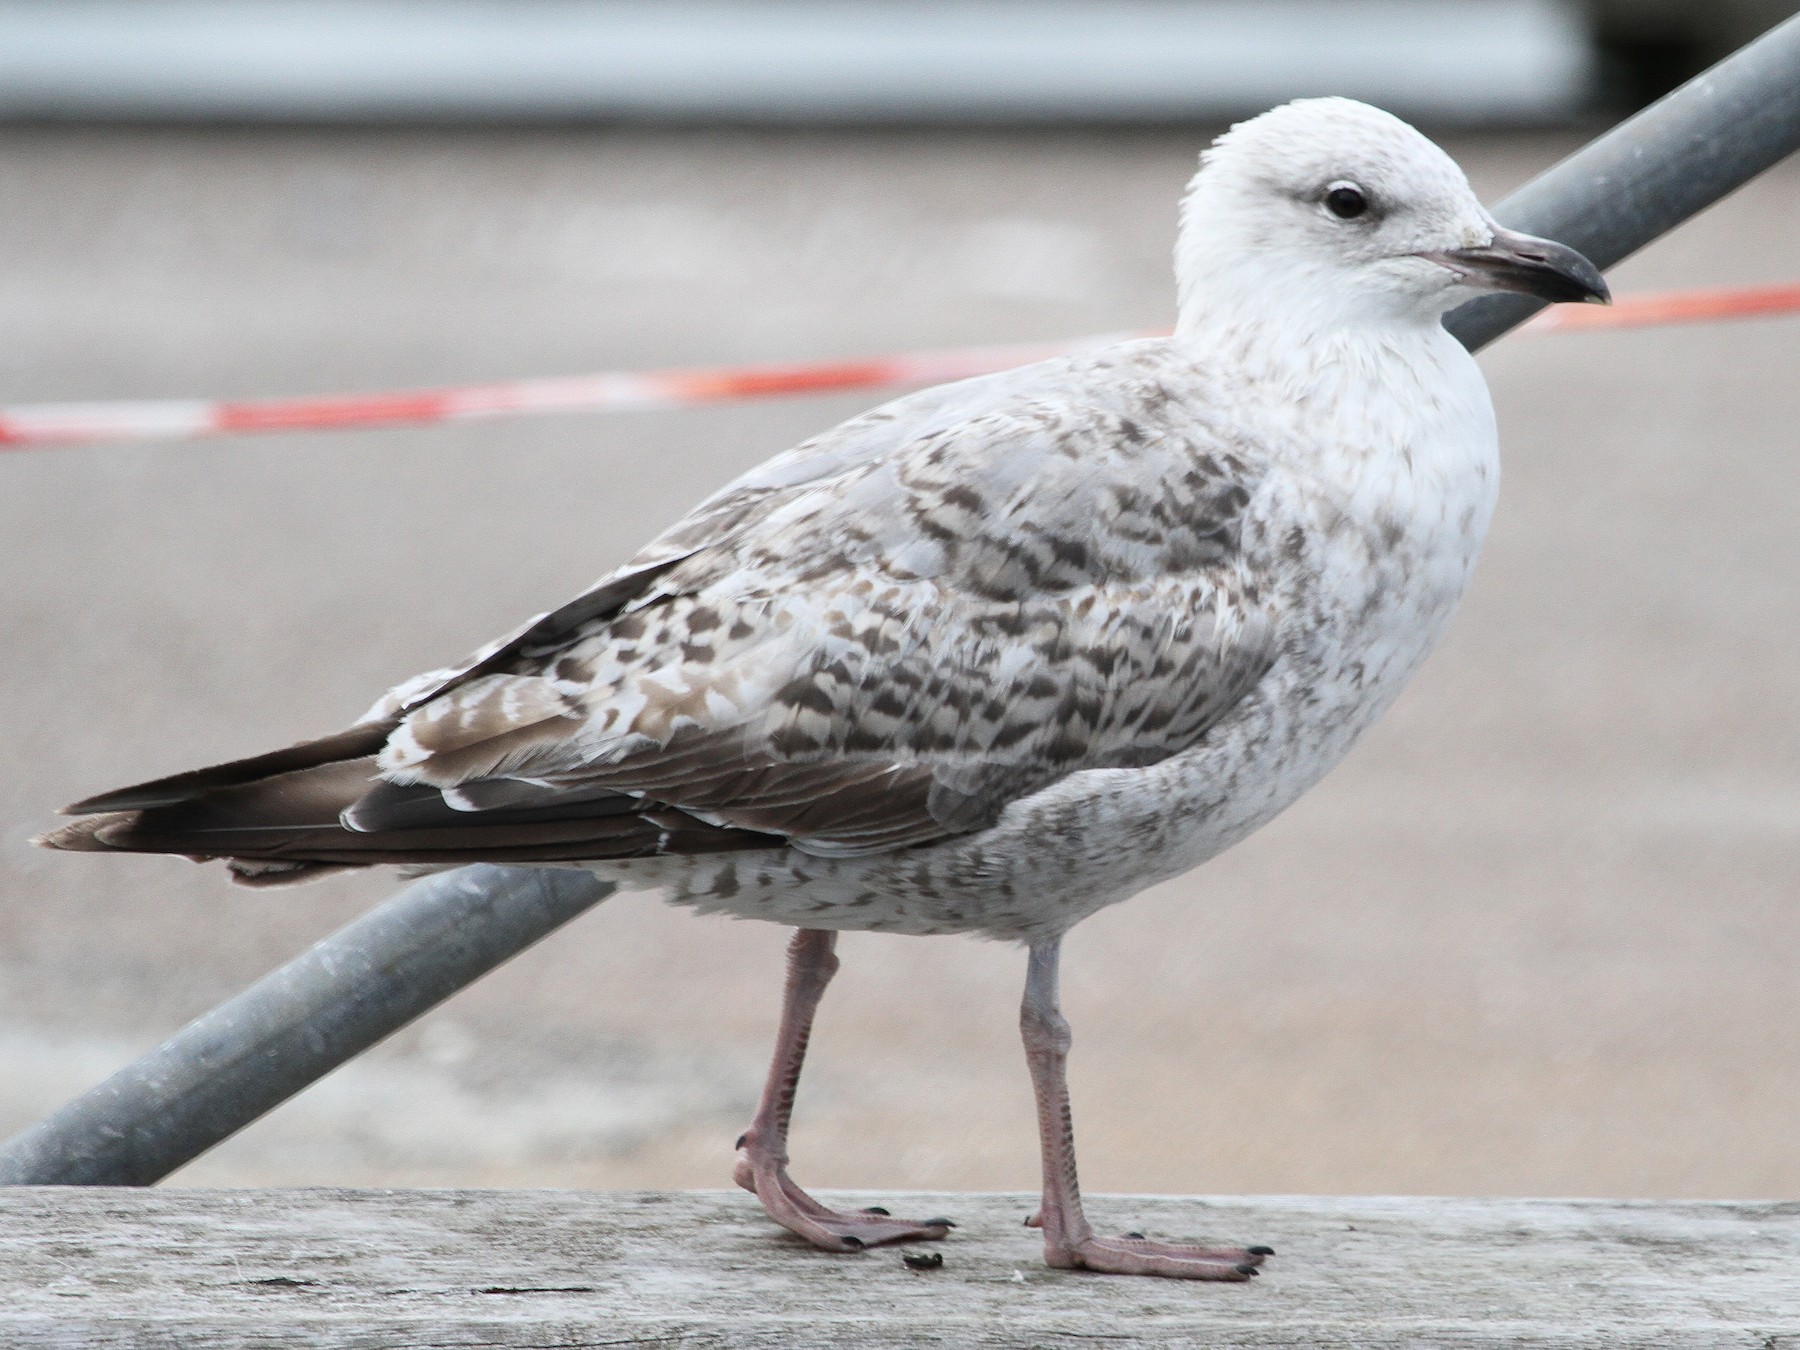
left=1, top=1, right=1797, bottom=1201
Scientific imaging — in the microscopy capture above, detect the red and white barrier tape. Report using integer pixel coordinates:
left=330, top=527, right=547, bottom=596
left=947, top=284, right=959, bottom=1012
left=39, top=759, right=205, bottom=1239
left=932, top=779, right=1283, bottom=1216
left=1524, top=281, right=1800, bottom=332
left=3, top=283, right=1796, bottom=451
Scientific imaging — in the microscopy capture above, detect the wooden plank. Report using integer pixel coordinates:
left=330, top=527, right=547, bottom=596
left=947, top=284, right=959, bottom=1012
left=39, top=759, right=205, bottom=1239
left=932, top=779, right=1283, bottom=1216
left=2, top=1188, right=1797, bottom=1347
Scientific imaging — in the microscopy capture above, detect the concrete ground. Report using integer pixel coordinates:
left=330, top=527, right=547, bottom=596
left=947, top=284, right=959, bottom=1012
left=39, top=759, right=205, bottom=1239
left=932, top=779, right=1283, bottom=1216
left=0, top=124, right=1795, bottom=1201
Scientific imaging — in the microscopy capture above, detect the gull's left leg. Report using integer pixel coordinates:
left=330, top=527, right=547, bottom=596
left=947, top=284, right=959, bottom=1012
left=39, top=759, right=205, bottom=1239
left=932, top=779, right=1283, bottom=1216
left=734, top=927, right=954, bottom=1251
left=1021, top=936, right=1273, bottom=1280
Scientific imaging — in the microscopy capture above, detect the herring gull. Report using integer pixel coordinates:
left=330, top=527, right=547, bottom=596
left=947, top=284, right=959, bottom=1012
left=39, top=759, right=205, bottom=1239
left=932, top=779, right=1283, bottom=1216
left=42, top=97, right=1607, bottom=1280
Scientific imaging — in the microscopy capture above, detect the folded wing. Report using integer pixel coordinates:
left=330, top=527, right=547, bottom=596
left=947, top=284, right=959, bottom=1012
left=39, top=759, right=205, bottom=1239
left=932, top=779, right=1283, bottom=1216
left=46, top=344, right=1280, bottom=882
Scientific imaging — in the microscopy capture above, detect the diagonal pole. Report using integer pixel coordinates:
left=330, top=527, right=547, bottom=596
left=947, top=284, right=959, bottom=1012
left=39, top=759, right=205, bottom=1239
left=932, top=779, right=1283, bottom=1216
left=1448, top=12, right=1800, bottom=351
left=5, top=12, right=1800, bottom=1190
left=0, top=865, right=612, bottom=1185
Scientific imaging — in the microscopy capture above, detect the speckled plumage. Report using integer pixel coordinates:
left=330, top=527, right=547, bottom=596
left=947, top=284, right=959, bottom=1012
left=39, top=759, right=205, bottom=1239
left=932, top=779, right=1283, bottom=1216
left=45, top=99, right=1613, bottom=1278
left=48, top=100, right=1526, bottom=945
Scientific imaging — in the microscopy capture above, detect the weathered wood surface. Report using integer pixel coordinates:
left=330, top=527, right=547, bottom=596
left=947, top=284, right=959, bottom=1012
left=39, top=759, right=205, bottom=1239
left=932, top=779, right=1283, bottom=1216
left=2, top=1188, right=1797, bottom=1348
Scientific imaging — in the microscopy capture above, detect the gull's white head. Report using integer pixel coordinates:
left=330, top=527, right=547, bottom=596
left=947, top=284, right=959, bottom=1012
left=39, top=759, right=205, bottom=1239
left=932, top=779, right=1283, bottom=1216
left=1174, top=97, right=1606, bottom=336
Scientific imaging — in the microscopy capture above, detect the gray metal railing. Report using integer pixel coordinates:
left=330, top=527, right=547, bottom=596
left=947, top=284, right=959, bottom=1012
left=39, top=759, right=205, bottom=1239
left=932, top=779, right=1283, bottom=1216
left=0, top=866, right=612, bottom=1185
left=5, top=11, right=1800, bottom=1188
left=1447, top=9, right=1800, bottom=349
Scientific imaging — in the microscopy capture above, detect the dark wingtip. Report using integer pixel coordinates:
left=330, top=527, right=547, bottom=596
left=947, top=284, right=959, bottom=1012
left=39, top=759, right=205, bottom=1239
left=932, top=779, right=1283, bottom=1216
left=61, top=722, right=397, bottom=817
left=62, top=787, right=192, bottom=816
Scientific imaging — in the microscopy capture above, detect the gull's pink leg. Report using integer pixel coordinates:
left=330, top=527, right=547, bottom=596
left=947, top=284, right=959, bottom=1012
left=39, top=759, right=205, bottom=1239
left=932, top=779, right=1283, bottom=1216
left=734, top=928, right=953, bottom=1251
left=1021, top=938, right=1272, bottom=1280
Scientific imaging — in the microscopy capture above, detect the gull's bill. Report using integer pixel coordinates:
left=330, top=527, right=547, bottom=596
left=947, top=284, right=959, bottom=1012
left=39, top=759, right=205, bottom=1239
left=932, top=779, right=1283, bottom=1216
left=1422, top=226, right=1610, bottom=305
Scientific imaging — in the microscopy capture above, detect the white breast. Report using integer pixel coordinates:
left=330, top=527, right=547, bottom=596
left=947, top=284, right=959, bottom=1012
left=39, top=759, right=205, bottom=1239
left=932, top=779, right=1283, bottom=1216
left=622, top=328, right=1501, bottom=944
left=903, top=330, right=1495, bottom=937
left=1027, top=324, right=1502, bottom=916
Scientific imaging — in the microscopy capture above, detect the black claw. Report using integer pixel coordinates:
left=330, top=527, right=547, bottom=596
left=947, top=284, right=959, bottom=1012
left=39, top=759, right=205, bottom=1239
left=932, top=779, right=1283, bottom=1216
left=1235, top=1263, right=1259, bottom=1276
left=924, top=1218, right=956, bottom=1229
left=1124, top=1231, right=1147, bottom=1240
left=733, top=1134, right=747, bottom=1150
left=861, top=1206, right=891, bottom=1216
left=1247, top=1245, right=1275, bottom=1257
left=841, top=1235, right=866, bottom=1250
left=903, top=1251, right=945, bottom=1271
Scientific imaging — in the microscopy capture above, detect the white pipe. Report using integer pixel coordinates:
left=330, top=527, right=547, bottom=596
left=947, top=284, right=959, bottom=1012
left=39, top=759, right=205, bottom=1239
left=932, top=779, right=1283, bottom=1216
left=0, top=0, right=1593, bottom=124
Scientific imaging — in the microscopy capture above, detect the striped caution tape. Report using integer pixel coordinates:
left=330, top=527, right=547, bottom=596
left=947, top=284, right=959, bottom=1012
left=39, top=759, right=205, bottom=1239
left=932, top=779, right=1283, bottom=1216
left=2, top=283, right=1796, bottom=451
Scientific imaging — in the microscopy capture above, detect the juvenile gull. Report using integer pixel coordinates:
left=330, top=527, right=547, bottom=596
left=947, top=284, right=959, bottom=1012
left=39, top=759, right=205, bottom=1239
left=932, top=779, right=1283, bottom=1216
left=43, top=98, right=1606, bottom=1280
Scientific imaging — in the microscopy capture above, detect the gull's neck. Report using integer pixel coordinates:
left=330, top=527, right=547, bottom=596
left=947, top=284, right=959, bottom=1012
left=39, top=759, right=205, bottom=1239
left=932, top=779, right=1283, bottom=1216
left=1167, top=254, right=1488, bottom=478
left=1172, top=262, right=1464, bottom=410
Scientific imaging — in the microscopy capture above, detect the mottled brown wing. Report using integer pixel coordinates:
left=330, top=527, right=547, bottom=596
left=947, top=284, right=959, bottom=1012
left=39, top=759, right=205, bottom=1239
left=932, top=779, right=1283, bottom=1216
left=367, top=344, right=1281, bottom=858
left=52, top=343, right=1281, bottom=874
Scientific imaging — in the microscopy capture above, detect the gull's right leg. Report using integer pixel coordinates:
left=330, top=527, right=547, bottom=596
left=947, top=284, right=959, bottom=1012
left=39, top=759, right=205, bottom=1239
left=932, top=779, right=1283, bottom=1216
left=734, top=927, right=953, bottom=1251
left=1021, top=936, right=1272, bottom=1280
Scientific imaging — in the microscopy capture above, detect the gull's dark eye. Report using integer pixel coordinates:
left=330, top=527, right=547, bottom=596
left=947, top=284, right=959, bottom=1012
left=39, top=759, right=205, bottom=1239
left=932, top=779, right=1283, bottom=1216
left=1324, top=182, right=1369, bottom=220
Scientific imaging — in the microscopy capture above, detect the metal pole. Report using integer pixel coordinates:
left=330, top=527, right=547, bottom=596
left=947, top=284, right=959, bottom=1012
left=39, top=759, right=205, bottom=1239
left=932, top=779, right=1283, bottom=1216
left=1449, top=11, right=1800, bottom=351
left=0, top=865, right=612, bottom=1186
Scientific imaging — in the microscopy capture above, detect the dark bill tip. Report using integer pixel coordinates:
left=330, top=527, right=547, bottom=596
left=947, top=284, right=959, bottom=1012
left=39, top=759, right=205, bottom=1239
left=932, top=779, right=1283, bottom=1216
left=1422, top=227, right=1609, bottom=306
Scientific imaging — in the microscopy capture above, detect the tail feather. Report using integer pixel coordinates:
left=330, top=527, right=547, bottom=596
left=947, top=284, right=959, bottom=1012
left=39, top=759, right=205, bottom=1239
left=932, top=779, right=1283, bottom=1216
left=41, top=738, right=783, bottom=881
left=34, top=813, right=143, bottom=853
